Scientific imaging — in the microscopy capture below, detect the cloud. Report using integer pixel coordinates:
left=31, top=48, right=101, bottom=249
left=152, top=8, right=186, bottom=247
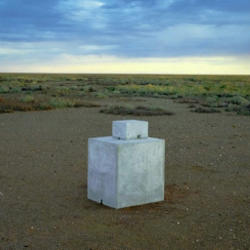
left=153, top=24, right=250, bottom=56
left=0, top=41, right=118, bottom=66
left=0, top=0, right=250, bottom=73
left=56, top=0, right=107, bottom=29
left=0, top=48, right=31, bottom=55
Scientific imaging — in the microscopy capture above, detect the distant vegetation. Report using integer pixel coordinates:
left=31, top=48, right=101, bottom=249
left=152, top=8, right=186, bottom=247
left=100, top=105, right=175, bottom=116
left=0, top=73, right=249, bottom=115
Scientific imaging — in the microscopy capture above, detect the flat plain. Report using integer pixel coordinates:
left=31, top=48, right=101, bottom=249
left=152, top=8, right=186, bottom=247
left=0, top=74, right=249, bottom=249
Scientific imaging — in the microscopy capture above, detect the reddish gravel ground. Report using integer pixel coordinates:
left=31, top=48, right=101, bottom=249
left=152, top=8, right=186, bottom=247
left=0, top=97, right=249, bottom=249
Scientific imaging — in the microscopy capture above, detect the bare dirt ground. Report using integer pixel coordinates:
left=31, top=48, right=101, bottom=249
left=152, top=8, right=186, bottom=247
left=0, top=97, right=249, bottom=250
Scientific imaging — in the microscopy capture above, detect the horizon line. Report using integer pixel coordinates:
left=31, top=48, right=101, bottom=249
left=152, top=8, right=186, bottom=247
left=0, top=72, right=250, bottom=76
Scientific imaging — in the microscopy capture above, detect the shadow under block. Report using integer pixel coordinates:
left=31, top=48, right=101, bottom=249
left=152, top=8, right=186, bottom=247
left=88, top=136, right=165, bottom=209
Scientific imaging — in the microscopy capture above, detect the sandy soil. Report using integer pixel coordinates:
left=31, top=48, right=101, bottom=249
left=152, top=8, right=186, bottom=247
left=0, top=97, right=249, bottom=249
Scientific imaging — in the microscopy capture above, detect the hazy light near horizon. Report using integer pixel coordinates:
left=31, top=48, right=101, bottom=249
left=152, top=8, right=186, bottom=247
left=1, top=55, right=250, bottom=75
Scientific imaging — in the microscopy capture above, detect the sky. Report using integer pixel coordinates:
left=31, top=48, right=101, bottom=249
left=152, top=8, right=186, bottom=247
left=0, top=0, right=250, bottom=74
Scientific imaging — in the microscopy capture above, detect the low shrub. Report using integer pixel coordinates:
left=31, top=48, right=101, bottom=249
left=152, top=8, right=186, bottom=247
left=73, top=101, right=101, bottom=108
left=0, top=96, right=100, bottom=114
left=20, top=95, right=34, bottom=103
left=93, top=92, right=108, bottom=98
left=176, top=98, right=199, bottom=104
left=169, top=94, right=183, bottom=99
left=0, top=86, right=9, bottom=94
left=48, top=98, right=101, bottom=109
left=192, top=107, right=221, bottom=113
left=236, top=104, right=250, bottom=116
left=225, top=104, right=239, bottom=112
left=226, top=104, right=250, bottom=116
left=100, top=105, right=175, bottom=116
left=35, top=103, right=53, bottom=111
left=188, top=104, right=197, bottom=109
left=226, top=95, right=249, bottom=105
left=0, top=98, right=34, bottom=113
left=49, top=98, right=75, bottom=108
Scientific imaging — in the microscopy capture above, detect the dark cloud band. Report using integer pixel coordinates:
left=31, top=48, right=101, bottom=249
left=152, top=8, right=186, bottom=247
left=0, top=0, right=250, bottom=57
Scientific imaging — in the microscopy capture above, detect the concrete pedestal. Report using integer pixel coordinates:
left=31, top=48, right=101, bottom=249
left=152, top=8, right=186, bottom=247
left=87, top=120, right=165, bottom=209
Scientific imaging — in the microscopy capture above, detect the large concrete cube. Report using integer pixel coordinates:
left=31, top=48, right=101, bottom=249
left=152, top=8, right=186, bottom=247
left=87, top=120, right=165, bottom=209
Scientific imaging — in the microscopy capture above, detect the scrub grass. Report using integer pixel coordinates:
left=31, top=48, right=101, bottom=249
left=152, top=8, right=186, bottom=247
left=1, top=73, right=250, bottom=115
left=0, top=96, right=100, bottom=113
left=0, top=97, right=49, bottom=113
left=192, top=107, right=221, bottom=114
left=100, top=105, right=175, bottom=116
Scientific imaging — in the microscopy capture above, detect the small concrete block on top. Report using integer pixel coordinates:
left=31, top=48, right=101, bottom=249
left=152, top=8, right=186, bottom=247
left=112, top=120, right=148, bottom=140
left=88, top=120, right=165, bottom=209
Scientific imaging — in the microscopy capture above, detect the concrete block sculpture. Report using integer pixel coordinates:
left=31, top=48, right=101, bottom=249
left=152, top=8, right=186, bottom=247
left=88, top=120, right=165, bottom=209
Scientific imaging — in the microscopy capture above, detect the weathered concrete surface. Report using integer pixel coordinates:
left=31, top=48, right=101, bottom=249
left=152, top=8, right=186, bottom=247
left=88, top=138, right=118, bottom=208
left=112, top=120, right=148, bottom=140
left=88, top=136, right=165, bottom=209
